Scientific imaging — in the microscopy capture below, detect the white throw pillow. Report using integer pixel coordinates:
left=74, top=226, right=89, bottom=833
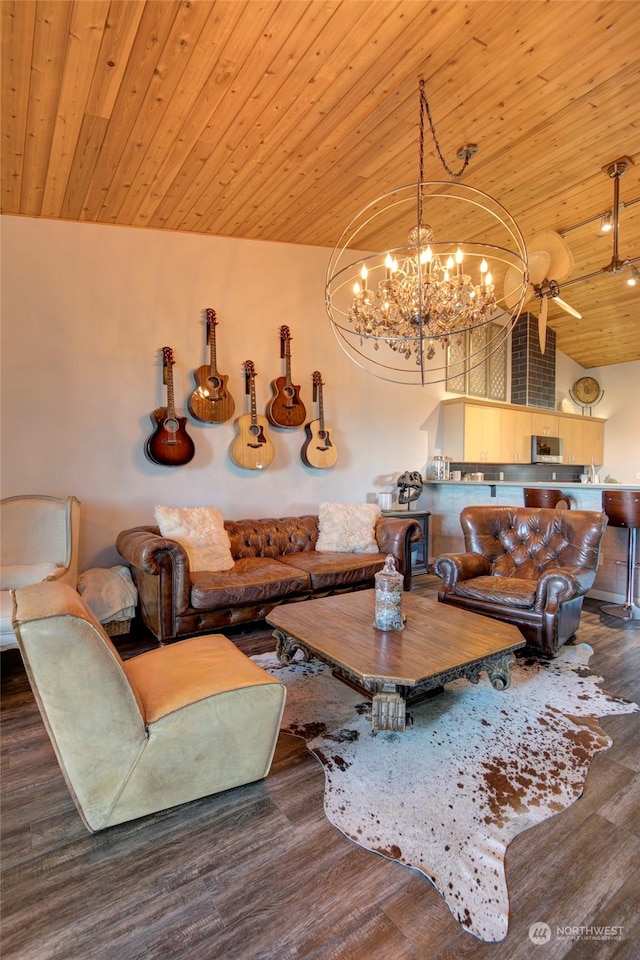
left=315, top=502, right=381, bottom=554
left=154, top=505, right=235, bottom=573
left=0, top=563, right=60, bottom=590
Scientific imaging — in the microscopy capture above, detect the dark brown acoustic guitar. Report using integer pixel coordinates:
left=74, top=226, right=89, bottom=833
left=188, top=307, right=235, bottom=422
left=230, top=361, right=275, bottom=470
left=267, top=324, right=306, bottom=428
left=301, top=371, right=338, bottom=468
left=145, top=347, right=195, bottom=467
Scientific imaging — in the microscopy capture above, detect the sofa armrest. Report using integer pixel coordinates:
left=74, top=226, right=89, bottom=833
left=376, top=517, right=422, bottom=590
left=534, top=565, right=595, bottom=611
left=116, top=527, right=193, bottom=636
left=434, top=552, right=492, bottom=592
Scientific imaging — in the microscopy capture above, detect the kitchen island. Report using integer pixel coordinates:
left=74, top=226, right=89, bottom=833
left=421, top=480, right=640, bottom=607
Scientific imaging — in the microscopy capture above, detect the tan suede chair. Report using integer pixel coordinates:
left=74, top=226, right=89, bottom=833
left=11, top=582, right=286, bottom=832
left=1, top=495, right=80, bottom=651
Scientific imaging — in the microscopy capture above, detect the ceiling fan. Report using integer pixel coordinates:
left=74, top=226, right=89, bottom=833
left=503, top=230, right=582, bottom=354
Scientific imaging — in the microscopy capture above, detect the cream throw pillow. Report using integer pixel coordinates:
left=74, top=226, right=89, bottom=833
left=154, top=505, right=235, bottom=573
left=316, top=502, right=381, bottom=554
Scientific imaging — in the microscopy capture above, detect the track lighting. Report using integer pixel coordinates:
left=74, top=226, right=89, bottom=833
left=600, top=211, right=612, bottom=233
left=627, top=265, right=640, bottom=287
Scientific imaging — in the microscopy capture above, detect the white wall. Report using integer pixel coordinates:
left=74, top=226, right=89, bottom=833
left=0, top=216, right=445, bottom=569
left=555, top=351, right=640, bottom=483
left=2, top=215, right=638, bottom=570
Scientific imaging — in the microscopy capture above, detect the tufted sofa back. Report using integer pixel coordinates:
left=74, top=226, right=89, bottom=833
left=459, top=506, right=608, bottom=581
left=225, top=515, right=319, bottom=560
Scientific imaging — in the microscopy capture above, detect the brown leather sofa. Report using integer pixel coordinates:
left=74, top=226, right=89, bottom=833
left=117, top=514, right=421, bottom=644
left=433, top=505, right=608, bottom=657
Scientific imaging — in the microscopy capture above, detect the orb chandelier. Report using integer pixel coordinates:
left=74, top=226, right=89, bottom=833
left=325, top=81, right=529, bottom=385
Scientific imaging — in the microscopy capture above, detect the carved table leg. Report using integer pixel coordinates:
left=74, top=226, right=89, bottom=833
left=274, top=628, right=312, bottom=665
left=486, top=651, right=516, bottom=690
left=371, top=690, right=406, bottom=732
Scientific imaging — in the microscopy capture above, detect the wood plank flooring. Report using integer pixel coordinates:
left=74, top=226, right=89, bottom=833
left=1, top=577, right=639, bottom=959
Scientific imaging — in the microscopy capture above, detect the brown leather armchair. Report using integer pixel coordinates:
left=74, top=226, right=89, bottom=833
left=434, top=506, right=608, bottom=657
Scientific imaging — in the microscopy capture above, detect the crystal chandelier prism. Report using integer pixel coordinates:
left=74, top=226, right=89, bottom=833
left=325, top=82, right=529, bottom=385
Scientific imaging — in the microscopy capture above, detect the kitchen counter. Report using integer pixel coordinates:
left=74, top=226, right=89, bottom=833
left=425, top=481, right=640, bottom=491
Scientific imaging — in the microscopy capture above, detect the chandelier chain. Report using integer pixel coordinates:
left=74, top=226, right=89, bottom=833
left=419, top=80, right=472, bottom=180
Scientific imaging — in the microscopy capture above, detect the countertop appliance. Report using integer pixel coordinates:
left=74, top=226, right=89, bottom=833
left=531, top=435, right=563, bottom=463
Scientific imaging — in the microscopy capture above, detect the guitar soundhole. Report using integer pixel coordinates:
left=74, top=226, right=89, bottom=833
left=207, top=376, right=222, bottom=391
left=283, top=386, right=295, bottom=399
left=163, top=418, right=179, bottom=436
left=249, top=423, right=266, bottom=447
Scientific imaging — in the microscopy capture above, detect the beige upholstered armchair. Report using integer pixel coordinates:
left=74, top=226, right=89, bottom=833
left=11, top=582, right=286, bottom=832
left=1, top=495, right=80, bottom=651
left=434, top=506, right=608, bottom=657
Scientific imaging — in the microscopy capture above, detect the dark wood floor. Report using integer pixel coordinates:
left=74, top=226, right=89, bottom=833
left=2, top=577, right=639, bottom=960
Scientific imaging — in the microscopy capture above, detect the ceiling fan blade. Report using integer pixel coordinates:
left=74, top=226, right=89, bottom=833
left=552, top=295, right=582, bottom=320
left=528, top=250, right=551, bottom=286
left=538, top=297, right=548, bottom=354
left=503, top=251, right=550, bottom=309
left=529, top=231, right=574, bottom=282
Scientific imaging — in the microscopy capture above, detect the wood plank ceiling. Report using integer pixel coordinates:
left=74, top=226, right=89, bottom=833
left=2, top=0, right=639, bottom=369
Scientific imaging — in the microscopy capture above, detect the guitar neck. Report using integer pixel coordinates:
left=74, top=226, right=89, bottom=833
left=165, top=364, right=176, bottom=418
left=284, top=344, right=293, bottom=387
left=250, top=376, right=258, bottom=424
left=209, top=320, right=219, bottom=376
left=317, top=383, right=325, bottom=432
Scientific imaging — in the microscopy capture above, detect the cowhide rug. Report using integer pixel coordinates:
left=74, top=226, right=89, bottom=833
left=253, top=645, right=638, bottom=943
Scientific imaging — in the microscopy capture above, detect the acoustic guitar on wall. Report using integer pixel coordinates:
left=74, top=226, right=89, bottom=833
left=230, top=361, right=275, bottom=470
left=188, top=307, right=235, bottom=423
left=301, top=371, right=338, bottom=468
left=267, top=325, right=306, bottom=428
left=146, top=347, right=195, bottom=467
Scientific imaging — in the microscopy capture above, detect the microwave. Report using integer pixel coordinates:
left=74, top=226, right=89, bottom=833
left=531, top=435, right=563, bottom=463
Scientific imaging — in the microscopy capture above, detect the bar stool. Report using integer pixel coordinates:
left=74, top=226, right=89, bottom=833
left=523, top=488, right=571, bottom=510
left=601, top=490, right=640, bottom=622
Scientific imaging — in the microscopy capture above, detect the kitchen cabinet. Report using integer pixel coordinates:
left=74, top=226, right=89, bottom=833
left=500, top=408, right=532, bottom=462
left=559, top=418, right=604, bottom=466
left=558, top=417, right=582, bottom=464
left=441, top=399, right=605, bottom=465
left=442, top=402, right=501, bottom=463
left=581, top=419, right=604, bottom=465
left=530, top=411, right=559, bottom=438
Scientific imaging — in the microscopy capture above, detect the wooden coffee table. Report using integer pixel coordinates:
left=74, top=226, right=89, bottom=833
left=267, top=590, right=525, bottom=732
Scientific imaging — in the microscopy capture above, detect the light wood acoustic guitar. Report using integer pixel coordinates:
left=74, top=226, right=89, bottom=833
left=146, top=347, right=195, bottom=467
left=188, top=307, right=235, bottom=423
left=267, top=324, right=306, bottom=428
left=301, top=371, right=338, bottom=468
left=230, top=360, right=275, bottom=470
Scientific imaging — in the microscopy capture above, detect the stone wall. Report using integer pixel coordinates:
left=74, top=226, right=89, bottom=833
left=511, top=312, right=556, bottom=408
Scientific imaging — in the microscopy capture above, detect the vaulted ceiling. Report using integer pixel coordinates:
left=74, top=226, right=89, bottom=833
left=2, top=0, right=639, bottom=368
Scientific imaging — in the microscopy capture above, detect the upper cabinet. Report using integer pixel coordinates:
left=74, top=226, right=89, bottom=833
left=441, top=399, right=605, bottom=465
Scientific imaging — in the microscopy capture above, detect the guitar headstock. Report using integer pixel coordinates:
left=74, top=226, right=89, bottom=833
left=244, top=360, right=256, bottom=395
left=312, top=369, right=324, bottom=402
left=162, top=346, right=175, bottom=367
left=280, top=325, right=291, bottom=341
left=206, top=307, right=217, bottom=327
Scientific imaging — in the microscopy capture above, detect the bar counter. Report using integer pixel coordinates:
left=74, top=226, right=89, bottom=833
left=421, top=480, right=640, bottom=606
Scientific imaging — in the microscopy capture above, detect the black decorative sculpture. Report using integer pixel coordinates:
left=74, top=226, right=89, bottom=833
left=397, top=471, right=423, bottom=508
